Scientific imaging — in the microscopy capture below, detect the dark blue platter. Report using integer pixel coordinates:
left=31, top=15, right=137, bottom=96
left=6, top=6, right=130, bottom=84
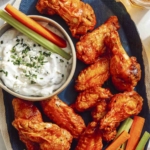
left=1, top=0, right=150, bottom=149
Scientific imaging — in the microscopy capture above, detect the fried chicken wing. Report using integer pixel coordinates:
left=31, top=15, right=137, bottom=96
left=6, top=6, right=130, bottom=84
left=36, top=0, right=96, bottom=38
left=101, top=129, right=117, bottom=142
left=75, top=57, right=110, bottom=91
left=76, top=16, right=120, bottom=64
left=13, top=119, right=73, bottom=150
left=40, top=95, right=86, bottom=139
left=75, top=122, right=103, bottom=150
left=12, top=98, right=73, bottom=150
left=91, top=100, right=108, bottom=122
left=104, top=31, right=141, bottom=91
left=72, top=86, right=112, bottom=112
left=12, top=98, right=43, bottom=122
left=100, top=91, right=143, bottom=132
left=12, top=98, right=43, bottom=150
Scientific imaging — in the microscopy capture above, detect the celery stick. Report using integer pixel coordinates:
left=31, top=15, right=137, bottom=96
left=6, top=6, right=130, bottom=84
left=135, top=131, right=150, bottom=150
left=116, top=118, right=133, bottom=150
left=0, top=10, right=71, bottom=60
left=115, top=118, right=133, bottom=140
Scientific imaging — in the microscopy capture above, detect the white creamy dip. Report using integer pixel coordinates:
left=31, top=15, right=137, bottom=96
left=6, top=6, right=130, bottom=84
left=0, top=27, right=72, bottom=96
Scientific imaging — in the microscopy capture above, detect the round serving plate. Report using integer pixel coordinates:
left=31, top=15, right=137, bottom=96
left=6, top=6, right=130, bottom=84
left=0, top=0, right=150, bottom=149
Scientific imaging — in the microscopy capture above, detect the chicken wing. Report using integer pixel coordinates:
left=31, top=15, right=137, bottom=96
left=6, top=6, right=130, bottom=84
left=12, top=98, right=43, bottom=150
left=91, top=100, right=108, bottom=122
left=100, top=91, right=143, bottom=132
left=76, top=16, right=120, bottom=64
left=72, top=86, right=112, bottom=112
left=104, top=31, right=141, bottom=91
left=12, top=98, right=43, bottom=122
left=36, top=0, right=96, bottom=38
left=75, top=56, right=110, bottom=91
left=101, top=129, right=117, bottom=142
left=75, top=122, right=103, bottom=150
left=13, top=119, right=73, bottom=150
left=12, top=98, right=73, bottom=150
left=40, top=95, right=86, bottom=139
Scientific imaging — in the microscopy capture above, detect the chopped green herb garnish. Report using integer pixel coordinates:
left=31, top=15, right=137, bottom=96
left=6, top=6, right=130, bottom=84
left=11, top=47, right=16, bottom=53
left=13, top=57, right=22, bottom=65
left=0, top=70, right=8, bottom=76
left=16, top=39, right=20, bottom=42
left=43, top=51, right=51, bottom=57
left=22, top=43, right=27, bottom=47
left=31, top=80, right=36, bottom=84
left=11, top=55, right=16, bottom=59
left=60, top=59, right=64, bottom=62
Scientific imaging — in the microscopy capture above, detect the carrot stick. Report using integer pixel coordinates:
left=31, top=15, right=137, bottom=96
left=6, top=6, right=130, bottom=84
left=106, top=131, right=130, bottom=150
left=5, top=4, right=67, bottom=48
left=125, top=116, right=145, bottom=150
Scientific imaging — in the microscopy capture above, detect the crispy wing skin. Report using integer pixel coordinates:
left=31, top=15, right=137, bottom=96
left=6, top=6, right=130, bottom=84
left=100, top=91, right=143, bottom=132
left=40, top=96, right=86, bottom=139
left=72, top=86, right=112, bottom=112
left=91, top=100, right=108, bottom=122
left=36, top=0, right=96, bottom=38
left=101, top=129, right=117, bottom=142
left=12, top=98, right=43, bottom=122
left=76, top=16, right=120, bottom=64
left=75, top=57, right=110, bottom=91
left=75, top=122, right=103, bottom=150
left=13, top=119, right=73, bottom=150
left=104, top=31, right=141, bottom=91
left=12, top=98, right=73, bottom=150
left=12, top=98, right=43, bottom=150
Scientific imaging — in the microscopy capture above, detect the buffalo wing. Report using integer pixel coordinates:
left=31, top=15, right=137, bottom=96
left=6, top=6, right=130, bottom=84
left=104, top=31, right=141, bottom=91
left=75, top=122, right=103, bottom=150
left=73, top=86, right=112, bottom=112
left=12, top=98, right=73, bottom=150
left=76, top=16, right=120, bottom=64
left=91, top=100, right=108, bottom=122
left=100, top=91, right=143, bottom=132
left=40, top=95, right=86, bottom=139
left=36, top=0, right=96, bottom=38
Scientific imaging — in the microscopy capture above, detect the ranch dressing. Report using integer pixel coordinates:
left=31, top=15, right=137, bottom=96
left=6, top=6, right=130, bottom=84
left=0, top=27, right=72, bottom=96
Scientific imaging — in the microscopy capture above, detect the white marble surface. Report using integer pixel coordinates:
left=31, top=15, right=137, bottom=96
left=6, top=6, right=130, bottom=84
left=0, top=0, right=150, bottom=149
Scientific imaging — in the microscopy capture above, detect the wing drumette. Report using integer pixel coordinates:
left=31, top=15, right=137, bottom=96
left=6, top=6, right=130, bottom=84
left=100, top=91, right=143, bottom=132
left=36, top=0, right=96, bottom=38
left=40, top=95, right=86, bottom=139
left=76, top=16, right=120, bottom=64
left=104, top=31, right=141, bottom=91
